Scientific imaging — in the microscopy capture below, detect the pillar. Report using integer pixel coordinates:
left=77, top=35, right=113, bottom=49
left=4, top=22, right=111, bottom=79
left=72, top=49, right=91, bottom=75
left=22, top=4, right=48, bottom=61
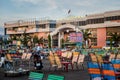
left=51, top=35, right=53, bottom=48
left=58, top=32, right=61, bottom=48
left=97, top=28, right=106, bottom=47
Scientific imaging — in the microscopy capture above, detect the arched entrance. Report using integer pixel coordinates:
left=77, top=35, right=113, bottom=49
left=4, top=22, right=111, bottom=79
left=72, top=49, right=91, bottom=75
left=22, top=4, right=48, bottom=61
left=50, top=24, right=76, bottom=48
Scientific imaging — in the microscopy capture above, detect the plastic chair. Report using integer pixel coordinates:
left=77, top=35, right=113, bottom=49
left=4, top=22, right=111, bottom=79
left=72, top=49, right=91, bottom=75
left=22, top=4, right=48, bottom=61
left=87, top=62, right=102, bottom=80
left=72, top=52, right=79, bottom=69
left=29, top=72, right=44, bottom=80
left=109, top=53, right=116, bottom=62
left=21, top=53, right=32, bottom=70
left=26, top=53, right=32, bottom=60
left=21, top=53, right=27, bottom=60
left=111, top=59, right=120, bottom=72
left=77, top=54, right=85, bottom=70
left=47, top=74, right=64, bottom=80
left=96, top=54, right=103, bottom=63
left=54, top=53, right=73, bottom=72
left=6, top=53, right=13, bottom=62
left=48, top=55, right=57, bottom=71
left=54, top=53, right=62, bottom=69
left=101, top=63, right=120, bottom=80
left=116, top=54, right=120, bottom=59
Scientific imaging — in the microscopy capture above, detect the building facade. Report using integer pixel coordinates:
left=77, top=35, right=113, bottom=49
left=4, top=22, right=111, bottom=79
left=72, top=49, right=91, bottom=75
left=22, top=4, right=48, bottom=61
left=4, top=10, right=120, bottom=48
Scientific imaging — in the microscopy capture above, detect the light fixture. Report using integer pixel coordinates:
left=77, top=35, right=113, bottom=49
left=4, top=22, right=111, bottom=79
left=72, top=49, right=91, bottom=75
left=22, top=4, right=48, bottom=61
left=66, top=30, right=69, bottom=33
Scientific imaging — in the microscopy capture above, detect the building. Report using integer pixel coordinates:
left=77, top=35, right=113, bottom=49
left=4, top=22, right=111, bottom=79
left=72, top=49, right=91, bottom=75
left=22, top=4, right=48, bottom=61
left=4, top=10, right=120, bottom=48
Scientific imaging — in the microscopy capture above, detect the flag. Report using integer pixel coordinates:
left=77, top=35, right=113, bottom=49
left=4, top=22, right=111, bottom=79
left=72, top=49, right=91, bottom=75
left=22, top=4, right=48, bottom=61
left=68, top=9, right=71, bottom=14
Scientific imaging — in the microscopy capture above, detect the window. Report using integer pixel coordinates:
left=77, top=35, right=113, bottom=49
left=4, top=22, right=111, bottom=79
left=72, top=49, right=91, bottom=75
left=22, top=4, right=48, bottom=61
left=61, top=23, right=66, bottom=25
left=78, top=21, right=86, bottom=26
left=36, top=24, right=46, bottom=29
left=105, top=16, right=120, bottom=21
left=87, top=18, right=104, bottom=24
left=50, top=24, right=56, bottom=28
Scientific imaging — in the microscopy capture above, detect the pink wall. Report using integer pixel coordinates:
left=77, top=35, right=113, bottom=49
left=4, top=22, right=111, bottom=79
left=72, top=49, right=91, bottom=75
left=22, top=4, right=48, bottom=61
left=97, top=28, right=106, bottom=47
left=38, top=32, right=48, bottom=39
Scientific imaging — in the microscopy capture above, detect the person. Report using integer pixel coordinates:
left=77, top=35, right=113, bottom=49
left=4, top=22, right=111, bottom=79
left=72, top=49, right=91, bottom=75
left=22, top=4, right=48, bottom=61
left=4, top=50, right=13, bottom=71
left=0, top=52, right=5, bottom=67
left=33, top=53, right=43, bottom=70
left=35, top=44, right=42, bottom=55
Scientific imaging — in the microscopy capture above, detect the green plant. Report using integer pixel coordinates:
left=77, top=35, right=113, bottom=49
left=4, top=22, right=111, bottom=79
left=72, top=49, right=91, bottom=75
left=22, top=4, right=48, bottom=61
left=108, top=32, right=120, bottom=48
left=61, top=38, right=65, bottom=48
left=33, top=35, right=39, bottom=45
left=81, top=29, right=91, bottom=48
left=12, top=35, right=17, bottom=40
left=39, top=37, right=44, bottom=44
left=23, top=30, right=27, bottom=46
left=48, top=34, right=51, bottom=49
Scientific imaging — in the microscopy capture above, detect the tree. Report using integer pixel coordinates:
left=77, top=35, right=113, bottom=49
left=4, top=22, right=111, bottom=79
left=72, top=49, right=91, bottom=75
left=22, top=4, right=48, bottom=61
left=6, top=38, right=12, bottom=44
left=33, top=35, right=39, bottom=46
left=22, top=29, right=31, bottom=47
left=12, top=35, right=17, bottom=40
left=0, top=36, right=3, bottom=48
left=48, top=34, right=51, bottom=49
left=82, top=29, right=91, bottom=48
left=108, top=32, right=120, bottom=48
left=39, top=37, right=44, bottom=44
left=22, top=30, right=27, bottom=46
left=61, top=38, right=65, bottom=48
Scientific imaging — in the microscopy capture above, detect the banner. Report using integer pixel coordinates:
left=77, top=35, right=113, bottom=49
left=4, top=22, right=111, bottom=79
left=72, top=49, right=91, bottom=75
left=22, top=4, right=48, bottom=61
left=17, top=41, right=21, bottom=46
left=69, top=32, right=83, bottom=42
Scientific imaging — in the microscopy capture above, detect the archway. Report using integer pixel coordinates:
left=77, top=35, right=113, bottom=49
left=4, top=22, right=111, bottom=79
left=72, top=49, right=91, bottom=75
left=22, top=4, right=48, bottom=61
left=50, top=24, right=76, bottom=48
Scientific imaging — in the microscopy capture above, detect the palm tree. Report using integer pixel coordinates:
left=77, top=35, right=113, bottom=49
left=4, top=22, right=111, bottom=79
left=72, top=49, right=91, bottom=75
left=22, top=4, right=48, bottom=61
left=108, top=32, right=120, bottom=48
left=33, top=35, right=39, bottom=46
left=39, top=37, right=44, bottom=44
left=82, top=29, right=91, bottom=48
left=22, top=29, right=28, bottom=47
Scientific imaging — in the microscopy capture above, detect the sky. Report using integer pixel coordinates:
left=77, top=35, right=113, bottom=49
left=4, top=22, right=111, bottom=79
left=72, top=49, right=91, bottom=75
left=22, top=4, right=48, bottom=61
left=0, top=0, right=120, bottom=28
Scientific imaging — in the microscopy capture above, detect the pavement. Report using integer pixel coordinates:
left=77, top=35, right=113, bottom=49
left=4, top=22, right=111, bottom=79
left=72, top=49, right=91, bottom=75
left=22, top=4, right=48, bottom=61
left=0, top=58, right=90, bottom=80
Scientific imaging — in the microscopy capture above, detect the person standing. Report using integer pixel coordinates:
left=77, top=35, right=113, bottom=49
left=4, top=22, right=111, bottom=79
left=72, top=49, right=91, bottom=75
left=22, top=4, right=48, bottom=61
left=0, top=52, right=5, bottom=67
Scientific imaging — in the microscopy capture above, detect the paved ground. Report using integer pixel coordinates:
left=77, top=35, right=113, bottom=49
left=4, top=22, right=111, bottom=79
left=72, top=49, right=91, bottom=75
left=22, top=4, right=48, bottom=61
left=0, top=70, right=90, bottom=80
left=0, top=58, right=90, bottom=80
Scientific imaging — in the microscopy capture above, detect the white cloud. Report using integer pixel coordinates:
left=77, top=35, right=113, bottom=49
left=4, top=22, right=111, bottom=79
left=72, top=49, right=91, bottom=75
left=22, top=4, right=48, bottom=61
left=46, top=0, right=57, bottom=9
left=12, top=0, right=42, bottom=5
left=1, top=0, right=120, bottom=27
left=11, top=0, right=57, bottom=8
left=74, top=0, right=97, bottom=7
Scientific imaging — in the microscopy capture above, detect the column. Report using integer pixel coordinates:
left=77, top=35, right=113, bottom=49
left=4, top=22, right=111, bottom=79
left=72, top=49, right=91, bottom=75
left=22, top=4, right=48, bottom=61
left=51, top=35, right=53, bottom=48
left=58, top=32, right=61, bottom=48
left=97, top=28, right=106, bottom=47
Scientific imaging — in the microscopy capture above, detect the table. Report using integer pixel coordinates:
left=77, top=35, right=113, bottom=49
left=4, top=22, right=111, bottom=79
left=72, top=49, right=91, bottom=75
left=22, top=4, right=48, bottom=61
left=61, top=61, right=73, bottom=72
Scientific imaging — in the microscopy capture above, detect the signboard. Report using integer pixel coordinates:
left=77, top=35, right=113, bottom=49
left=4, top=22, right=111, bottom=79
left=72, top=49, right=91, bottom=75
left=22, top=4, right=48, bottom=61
left=13, top=40, right=17, bottom=44
left=17, top=41, right=21, bottom=46
left=69, top=32, right=83, bottom=42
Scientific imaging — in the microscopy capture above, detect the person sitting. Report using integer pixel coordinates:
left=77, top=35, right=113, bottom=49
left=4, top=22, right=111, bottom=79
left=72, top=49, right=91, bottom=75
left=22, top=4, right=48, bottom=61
left=33, top=53, right=43, bottom=70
